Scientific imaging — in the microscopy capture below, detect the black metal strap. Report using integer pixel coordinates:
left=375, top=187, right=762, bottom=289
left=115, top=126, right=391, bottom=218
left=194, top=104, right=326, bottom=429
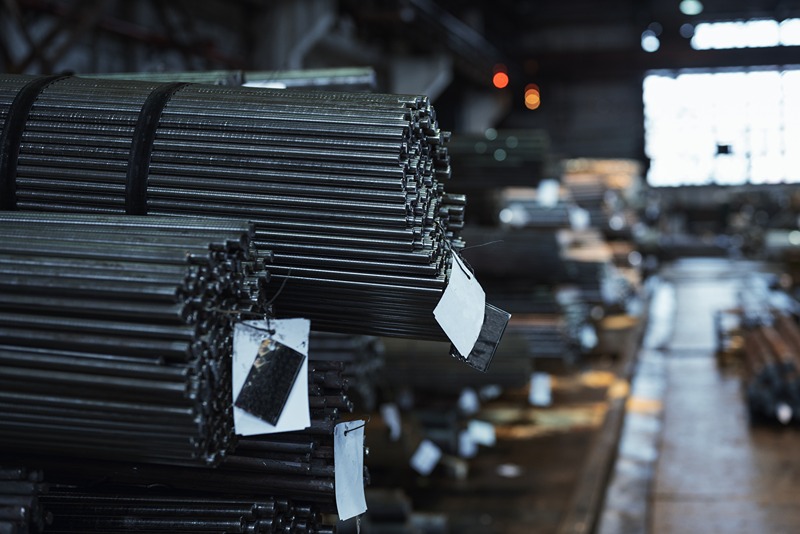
left=126, top=82, right=189, bottom=215
left=0, top=74, right=69, bottom=210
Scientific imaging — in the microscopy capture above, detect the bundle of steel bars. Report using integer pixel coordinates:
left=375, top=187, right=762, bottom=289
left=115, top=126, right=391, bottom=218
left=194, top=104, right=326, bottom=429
left=0, top=73, right=481, bottom=344
left=0, top=212, right=269, bottom=466
left=733, top=277, right=800, bottom=423
left=0, top=466, right=49, bottom=534
left=11, top=353, right=359, bottom=512
left=41, top=490, right=331, bottom=534
left=309, top=332, right=385, bottom=411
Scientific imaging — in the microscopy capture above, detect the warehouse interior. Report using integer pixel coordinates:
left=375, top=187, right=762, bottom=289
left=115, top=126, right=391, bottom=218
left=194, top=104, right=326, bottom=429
left=2, top=0, right=800, bottom=532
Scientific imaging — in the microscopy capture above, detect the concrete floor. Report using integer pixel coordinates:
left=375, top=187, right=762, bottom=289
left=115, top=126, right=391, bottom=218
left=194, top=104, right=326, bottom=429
left=652, top=259, right=800, bottom=534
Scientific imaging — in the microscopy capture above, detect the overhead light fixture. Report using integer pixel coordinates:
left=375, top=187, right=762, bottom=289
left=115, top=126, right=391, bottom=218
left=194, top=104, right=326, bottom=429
left=641, top=30, right=661, bottom=52
left=680, top=0, right=703, bottom=16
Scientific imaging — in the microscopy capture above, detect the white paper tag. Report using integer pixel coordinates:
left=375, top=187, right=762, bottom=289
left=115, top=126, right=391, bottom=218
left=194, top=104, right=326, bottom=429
left=433, top=254, right=486, bottom=358
left=380, top=403, right=402, bottom=442
left=580, top=324, right=598, bottom=350
left=410, top=439, right=442, bottom=476
left=529, top=372, right=552, bottom=407
left=537, top=178, right=560, bottom=208
left=479, top=384, right=503, bottom=401
left=568, top=206, right=591, bottom=230
left=232, top=318, right=311, bottom=436
left=458, top=388, right=480, bottom=415
left=334, top=420, right=368, bottom=521
left=467, top=420, right=496, bottom=447
left=458, top=430, right=478, bottom=458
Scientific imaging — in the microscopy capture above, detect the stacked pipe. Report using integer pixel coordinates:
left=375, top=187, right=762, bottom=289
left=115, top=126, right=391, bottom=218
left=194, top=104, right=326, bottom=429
left=499, top=200, right=574, bottom=229
left=380, top=338, right=531, bottom=394
left=309, top=332, right=385, bottom=411
left=0, top=74, right=478, bottom=344
left=41, top=490, right=331, bottom=534
left=735, top=276, right=800, bottom=423
left=13, top=356, right=358, bottom=512
left=0, top=466, right=49, bottom=534
left=338, top=489, right=448, bottom=534
left=0, top=212, right=268, bottom=466
left=741, top=318, right=800, bottom=423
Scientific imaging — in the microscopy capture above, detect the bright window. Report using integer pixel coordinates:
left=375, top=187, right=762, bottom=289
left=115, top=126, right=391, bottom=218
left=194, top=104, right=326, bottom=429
left=644, top=69, right=800, bottom=186
left=692, top=18, right=800, bottom=49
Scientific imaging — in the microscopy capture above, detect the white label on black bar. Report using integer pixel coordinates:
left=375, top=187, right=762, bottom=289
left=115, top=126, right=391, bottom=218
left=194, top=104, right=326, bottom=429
left=232, top=318, right=310, bottom=436
left=434, top=253, right=486, bottom=358
left=334, top=420, right=368, bottom=521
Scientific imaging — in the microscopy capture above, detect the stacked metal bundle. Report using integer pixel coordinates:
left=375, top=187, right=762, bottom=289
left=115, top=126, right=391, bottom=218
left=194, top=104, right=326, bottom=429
left=0, top=212, right=268, bottom=466
left=500, top=200, right=573, bottom=229
left=309, top=332, right=385, bottom=411
left=732, top=277, right=800, bottom=423
left=41, top=490, right=331, bottom=534
left=506, top=315, right=578, bottom=360
left=380, top=338, right=531, bottom=394
left=0, top=74, right=479, bottom=344
left=459, top=227, right=564, bottom=285
left=0, top=466, right=49, bottom=534
left=16, top=356, right=358, bottom=512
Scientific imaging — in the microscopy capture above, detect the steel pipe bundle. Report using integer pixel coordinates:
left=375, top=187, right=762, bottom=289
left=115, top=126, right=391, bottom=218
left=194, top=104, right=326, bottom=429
left=12, top=357, right=360, bottom=513
left=380, top=338, right=531, bottom=394
left=309, top=332, right=385, bottom=411
left=0, top=73, right=475, bottom=343
left=732, top=276, right=800, bottom=423
left=0, top=212, right=269, bottom=466
left=41, top=490, right=331, bottom=534
left=0, top=466, right=49, bottom=534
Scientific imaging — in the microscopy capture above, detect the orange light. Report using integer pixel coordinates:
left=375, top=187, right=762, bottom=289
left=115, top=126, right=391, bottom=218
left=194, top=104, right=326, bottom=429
left=524, top=83, right=540, bottom=110
left=493, top=71, right=509, bottom=89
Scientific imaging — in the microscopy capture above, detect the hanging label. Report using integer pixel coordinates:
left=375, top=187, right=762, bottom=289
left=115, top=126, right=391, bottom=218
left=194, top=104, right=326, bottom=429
left=458, top=388, right=480, bottom=415
left=334, top=420, right=368, bottom=521
left=434, top=253, right=486, bottom=358
left=458, top=430, right=478, bottom=458
left=379, top=403, right=402, bottom=442
left=234, top=340, right=305, bottom=425
left=537, top=178, right=560, bottom=208
left=410, top=439, right=442, bottom=476
left=232, top=318, right=311, bottom=436
left=529, top=372, right=552, bottom=407
left=467, top=420, right=496, bottom=447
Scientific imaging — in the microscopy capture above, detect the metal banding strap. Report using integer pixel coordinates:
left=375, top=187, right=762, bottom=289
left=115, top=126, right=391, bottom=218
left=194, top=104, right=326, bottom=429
left=126, top=82, right=190, bottom=215
left=0, top=74, right=70, bottom=210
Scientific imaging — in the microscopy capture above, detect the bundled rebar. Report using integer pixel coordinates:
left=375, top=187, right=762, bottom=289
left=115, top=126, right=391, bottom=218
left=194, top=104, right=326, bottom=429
left=11, top=355, right=360, bottom=513
left=0, top=212, right=269, bottom=466
left=0, top=466, right=49, bottom=534
left=40, top=490, right=332, bottom=534
left=0, top=74, right=477, bottom=344
left=309, top=332, right=384, bottom=411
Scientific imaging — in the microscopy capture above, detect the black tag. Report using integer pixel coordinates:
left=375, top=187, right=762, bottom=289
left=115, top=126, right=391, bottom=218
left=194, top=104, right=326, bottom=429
left=234, top=338, right=306, bottom=425
left=451, top=303, right=512, bottom=372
